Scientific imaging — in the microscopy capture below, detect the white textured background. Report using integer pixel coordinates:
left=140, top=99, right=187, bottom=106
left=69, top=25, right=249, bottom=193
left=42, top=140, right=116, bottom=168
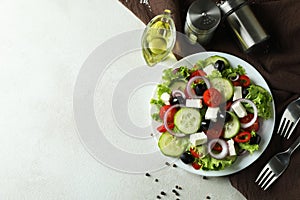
left=0, top=0, right=246, bottom=199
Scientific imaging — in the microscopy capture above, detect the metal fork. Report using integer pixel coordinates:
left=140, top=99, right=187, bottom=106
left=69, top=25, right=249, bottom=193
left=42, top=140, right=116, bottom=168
left=255, top=135, right=300, bottom=190
left=277, top=97, right=300, bottom=139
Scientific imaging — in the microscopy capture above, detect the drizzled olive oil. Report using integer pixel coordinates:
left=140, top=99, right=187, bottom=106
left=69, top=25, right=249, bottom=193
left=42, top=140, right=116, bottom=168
left=141, top=10, right=176, bottom=66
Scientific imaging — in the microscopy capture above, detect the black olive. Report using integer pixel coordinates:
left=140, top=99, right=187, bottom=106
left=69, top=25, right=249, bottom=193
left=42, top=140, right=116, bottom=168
left=249, top=134, right=261, bottom=145
left=195, top=84, right=207, bottom=96
left=180, top=152, right=194, bottom=164
left=242, top=87, right=249, bottom=97
left=201, top=120, right=210, bottom=131
left=225, top=113, right=232, bottom=123
left=170, top=96, right=185, bottom=105
left=214, top=60, right=226, bottom=72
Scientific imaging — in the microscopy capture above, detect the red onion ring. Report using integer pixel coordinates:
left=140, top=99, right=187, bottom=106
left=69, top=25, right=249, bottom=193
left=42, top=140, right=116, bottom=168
left=237, top=149, right=248, bottom=156
left=207, top=139, right=229, bottom=159
left=231, top=98, right=258, bottom=129
left=229, top=74, right=239, bottom=82
left=163, top=104, right=186, bottom=138
left=186, top=76, right=210, bottom=99
left=171, top=89, right=186, bottom=99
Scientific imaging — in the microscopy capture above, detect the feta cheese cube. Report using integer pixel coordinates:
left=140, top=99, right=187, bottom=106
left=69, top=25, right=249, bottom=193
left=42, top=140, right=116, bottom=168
left=231, top=101, right=247, bottom=118
left=160, top=92, right=170, bottom=105
left=185, top=99, right=203, bottom=108
left=227, top=139, right=236, bottom=156
left=203, top=64, right=217, bottom=76
left=190, top=132, right=207, bottom=146
left=233, top=86, right=242, bottom=101
left=205, top=107, right=220, bottom=122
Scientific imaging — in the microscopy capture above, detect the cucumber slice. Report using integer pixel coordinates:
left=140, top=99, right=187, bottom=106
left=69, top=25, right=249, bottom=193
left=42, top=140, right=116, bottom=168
left=174, top=108, right=201, bottom=134
left=205, top=55, right=230, bottom=67
left=169, top=81, right=186, bottom=91
left=210, top=78, right=234, bottom=101
left=223, top=112, right=240, bottom=139
left=158, top=132, right=188, bottom=157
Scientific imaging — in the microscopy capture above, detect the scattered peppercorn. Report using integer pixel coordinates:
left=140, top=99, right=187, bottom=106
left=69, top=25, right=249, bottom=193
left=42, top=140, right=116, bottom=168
left=203, top=176, right=207, bottom=180
left=172, top=189, right=180, bottom=196
left=155, top=179, right=159, bottom=182
left=165, top=162, right=170, bottom=166
left=160, top=191, right=166, bottom=196
left=172, top=163, right=177, bottom=168
left=206, top=195, right=211, bottom=199
left=175, top=185, right=183, bottom=190
left=145, top=173, right=151, bottom=177
left=156, top=195, right=161, bottom=199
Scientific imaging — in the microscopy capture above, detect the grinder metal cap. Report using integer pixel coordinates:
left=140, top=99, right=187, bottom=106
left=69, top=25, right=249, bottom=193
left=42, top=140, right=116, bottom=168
left=185, top=0, right=221, bottom=45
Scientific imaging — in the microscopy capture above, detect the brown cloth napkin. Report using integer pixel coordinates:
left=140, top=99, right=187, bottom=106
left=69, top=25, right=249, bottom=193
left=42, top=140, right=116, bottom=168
left=119, top=0, right=300, bottom=199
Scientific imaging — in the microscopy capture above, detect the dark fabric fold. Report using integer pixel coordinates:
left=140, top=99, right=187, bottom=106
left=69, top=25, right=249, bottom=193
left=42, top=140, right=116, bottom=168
left=119, top=0, right=300, bottom=199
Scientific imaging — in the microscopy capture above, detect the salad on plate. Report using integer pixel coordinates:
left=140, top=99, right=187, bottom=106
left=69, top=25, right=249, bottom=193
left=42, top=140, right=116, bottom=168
left=150, top=54, right=273, bottom=172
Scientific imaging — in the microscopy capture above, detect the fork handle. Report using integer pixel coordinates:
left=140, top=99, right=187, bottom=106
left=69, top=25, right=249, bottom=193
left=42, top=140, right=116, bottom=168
left=288, top=135, right=300, bottom=154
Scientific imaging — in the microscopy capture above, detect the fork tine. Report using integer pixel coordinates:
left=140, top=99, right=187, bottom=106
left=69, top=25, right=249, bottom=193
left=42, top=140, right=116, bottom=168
left=257, top=168, right=272, bottom=186
left=260, top=171, right=275, bottom=189
left=255, top=165, right=269, bottom=184
left=262, top=175, right=277, bottom=190
left=284, top=121, right=294, bottom=138
left=283, top=121, right=293, bottom=138
left=287, top=118, right=300, bottom=139
left=277, top=117, right=286, bottom=135
left=281, top=119, right=290, bottom=137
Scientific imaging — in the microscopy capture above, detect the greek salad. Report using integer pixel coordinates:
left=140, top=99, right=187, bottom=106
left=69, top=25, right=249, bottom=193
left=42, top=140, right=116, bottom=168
left=150, top=55, right=273, bottom=171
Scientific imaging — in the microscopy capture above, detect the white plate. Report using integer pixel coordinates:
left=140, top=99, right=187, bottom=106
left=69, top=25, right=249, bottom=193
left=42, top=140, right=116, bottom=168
left=155, top=51, right=275, bottom=177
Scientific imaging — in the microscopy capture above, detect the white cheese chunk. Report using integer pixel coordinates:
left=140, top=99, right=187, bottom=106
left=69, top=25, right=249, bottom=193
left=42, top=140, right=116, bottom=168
left=190, top=132, right=207, bottom=146
left=227, top=139, right=236, bottom=156
left=203, top=64, right=217, bottom=76
left=231, top=101, right=247, bottom=118
left=205, top=107, right=220, bottom=122
left=160, top=92, right=170, bottom=105
left=185, top=99, right=203, bottom=108
left=233, top=86, right=242, bottom=101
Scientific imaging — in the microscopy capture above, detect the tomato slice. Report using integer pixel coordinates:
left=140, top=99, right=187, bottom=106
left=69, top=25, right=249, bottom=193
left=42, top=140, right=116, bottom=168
left=192, top=162, right=201, bottom=170
left=190, top=147, right=200, bottom=158
left=189, top=70, right=207, bottom=85
left=212, top=143, right=223, bottom=152
left=232, top=81, right=241, bottom=86
left=244, top=120, right=260, bottom=132
left=203, top=88, right=222, bottom=107
left=239, top=75, right=251, bottom=87
left=190, top=70, right=207, bottom=78
left=240, top=113, right=260, bottom=132
left=240, top=113, right=254, bottom=123
left=234, top=131, right=251, bottom=143
left=159, top=105, right=177, bottom=123
left=156, top=123, right=175, bottom=133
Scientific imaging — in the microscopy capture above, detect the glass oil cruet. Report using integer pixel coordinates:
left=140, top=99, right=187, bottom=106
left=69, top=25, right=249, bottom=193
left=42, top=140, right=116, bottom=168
left=141, top=9, right=176, bottom=66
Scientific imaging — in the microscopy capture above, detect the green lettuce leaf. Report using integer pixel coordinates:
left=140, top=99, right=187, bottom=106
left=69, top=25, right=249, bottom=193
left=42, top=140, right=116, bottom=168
left=221, top=64, right=246, bottom=78
left=238, top=142, right=259, bottom=154
left=161, top=66, right=190, bottom=86
left=245, top=84, right=273, bottom=119
left=199, top=155, right=237, bottom=171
